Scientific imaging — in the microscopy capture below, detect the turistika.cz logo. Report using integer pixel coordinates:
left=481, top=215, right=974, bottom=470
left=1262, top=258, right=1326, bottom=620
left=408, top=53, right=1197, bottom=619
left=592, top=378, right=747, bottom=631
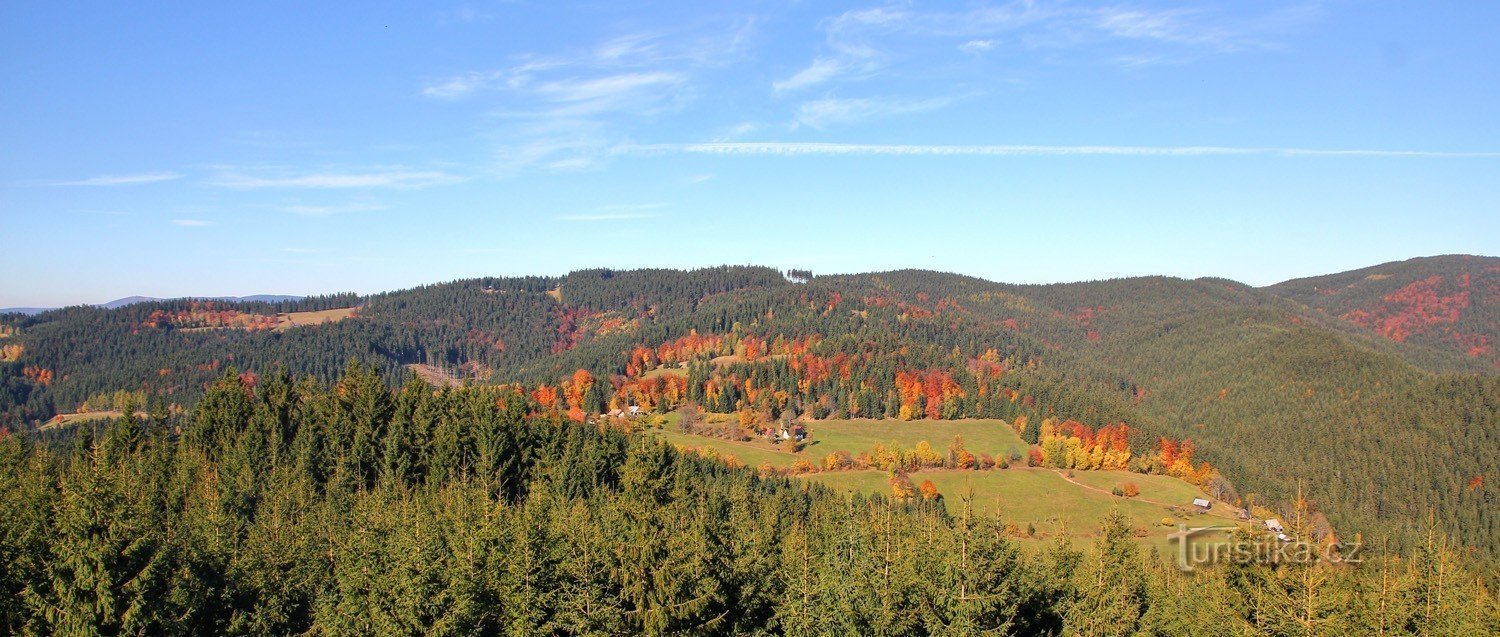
left=1167, top=525, right=1363, bottom=572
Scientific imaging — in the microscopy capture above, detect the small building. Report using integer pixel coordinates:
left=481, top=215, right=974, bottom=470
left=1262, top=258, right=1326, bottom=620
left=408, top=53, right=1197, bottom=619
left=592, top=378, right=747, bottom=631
left=1237, top=508, right=1251, bottom=521
left=778, top=424, right=808, bottom=442
left=607, top=408, right=625, bottom=418
left=1192, top=498, right=1212, bottom=510
left=627, top=405, right=641, bottom=417
left=1265, top=519, right=1285, bottom=534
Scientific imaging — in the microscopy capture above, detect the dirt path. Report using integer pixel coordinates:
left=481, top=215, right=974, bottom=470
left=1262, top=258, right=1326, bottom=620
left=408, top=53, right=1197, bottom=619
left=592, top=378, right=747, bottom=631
left=1051, top=469, right=1240, bottom=522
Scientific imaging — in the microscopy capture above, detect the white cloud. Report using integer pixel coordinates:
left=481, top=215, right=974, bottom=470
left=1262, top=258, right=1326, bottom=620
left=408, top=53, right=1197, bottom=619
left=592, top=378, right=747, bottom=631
left=595, top=33, right=661, bottom=64
left=43, top=171, right=182, bottom=186
left=777, top=2, right=1303, bottom=92
left=624, top=142, right=1500, bottom=158
left=423, top=71, right=504, bottom=99
left=171, top=219, right=212, bottom=227
left=557, top=203, right=665, bottom=222
left=960, top=39, right=995, bottom=53
left=712, top=121, right=761, bottom=142
left=773, top=58, right=847, bottom=92
left=522, top=71, right=687, bottom=118
left=212, top=170, right=460, bottom=189
left=794, top=96, right=953, bottom=129
left=427, top=21, right=758, bottom=173
left=1092, top=7, right=1245, bottom=50
left=422, top=60, right=562, bottom=99
left=557, top=212, right=660, bottom=222
left=285, top=202, right=387, bottom=216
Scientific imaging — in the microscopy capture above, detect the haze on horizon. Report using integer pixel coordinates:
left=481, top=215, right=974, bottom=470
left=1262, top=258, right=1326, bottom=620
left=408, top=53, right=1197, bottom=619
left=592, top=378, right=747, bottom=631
left=3, top=1, right=1498, bottom=307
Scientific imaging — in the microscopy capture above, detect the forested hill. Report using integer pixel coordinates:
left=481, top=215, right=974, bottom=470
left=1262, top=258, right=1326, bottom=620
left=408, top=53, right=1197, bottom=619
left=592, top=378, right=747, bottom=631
left=1265, top=254, right=1498, bottom=369
left=1, top=259, right=1496, bottom=574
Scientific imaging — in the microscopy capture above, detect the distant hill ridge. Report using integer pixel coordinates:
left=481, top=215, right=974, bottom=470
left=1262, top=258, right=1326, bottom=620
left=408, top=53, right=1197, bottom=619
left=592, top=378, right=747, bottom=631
left=3, top=294, right=303, bottom=315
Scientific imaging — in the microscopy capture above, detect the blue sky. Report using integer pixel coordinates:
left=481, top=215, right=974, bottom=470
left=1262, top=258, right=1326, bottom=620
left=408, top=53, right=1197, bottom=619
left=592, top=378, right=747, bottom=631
left=2, top=1, right=1497, bottom=307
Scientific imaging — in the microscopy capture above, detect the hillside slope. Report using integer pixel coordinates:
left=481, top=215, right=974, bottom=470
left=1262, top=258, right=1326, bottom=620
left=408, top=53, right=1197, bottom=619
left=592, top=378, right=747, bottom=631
left=1, top=260, right=1495, bottom=572
left=1265, top=254, right=1498, bottom=369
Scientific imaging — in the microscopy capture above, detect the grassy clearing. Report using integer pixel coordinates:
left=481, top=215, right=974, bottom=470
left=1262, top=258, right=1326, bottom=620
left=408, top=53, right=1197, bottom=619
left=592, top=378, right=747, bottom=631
left=275, top=307, right=356, bottom=330
left=647, top=415, right=1239, bottom=555
left=640, top=366, right=687, bottom=380
left=1066, top=470, right=1225, bottom=510
left=805, top=468, right=1241, bottom=554
left=652, top=428, right=797, bottom=469
left=40, top=411, right=123, bottom=432
left=645, top=417, right=1027, bottom=469
left=802, top=418, right=1028, bottom=461
left=176, top=307, right=357, bottom=332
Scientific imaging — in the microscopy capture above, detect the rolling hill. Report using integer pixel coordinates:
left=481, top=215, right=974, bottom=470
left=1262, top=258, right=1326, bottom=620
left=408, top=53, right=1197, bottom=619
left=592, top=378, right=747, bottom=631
left=0, top=259, right=1495, bottom=575
left=1266, top=254, right=1498, bottom=368
left=2, top=294, right=304, bottom=316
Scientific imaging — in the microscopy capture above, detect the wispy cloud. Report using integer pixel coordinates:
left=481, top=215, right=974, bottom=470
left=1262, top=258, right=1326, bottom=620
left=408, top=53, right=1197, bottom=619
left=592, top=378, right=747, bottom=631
left=211, top=170, right=460, bottom=189
left=794, top=96, right=953, bottom=129
left=421, top=60, right=561, bottom=99
left=428, top=20, right=757, bottom=172
left=960, top=39, right=995, bottom=53
left=779, top=2, right=1308, bottom=93
left=41, top=171, right=182, bottom=187
left=1112, top=54, right=1173, bottom=68
left=623, top=142, right=1500, bottom=159
left=423, top=21, right=750, bottom=103
left=523, top=71, right=686, bottom=118
left=541, top=71, right=684, bottom=101
left=1092, top=7, right=1247, bottom=51
left=712, top=121, right=761, bottom=142
left=558, top=212, right=661, bottom=222
left=285, top=202, right=387, bottom=216
left=557, top=203, right=665, bottom=222
left=171, top=219, right=212, bottom=227
left=423, top=71, right=505, bottom=99
left=773, top=58, right=847, bottom=92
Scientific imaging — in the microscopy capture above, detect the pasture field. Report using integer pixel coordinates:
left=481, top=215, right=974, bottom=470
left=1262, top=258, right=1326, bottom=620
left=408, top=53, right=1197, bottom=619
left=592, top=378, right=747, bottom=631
left=647, top=415, right=1240, bottom=555
left=805, top=468, right=1241, bottom=554
left=640, top=366, right=686, bottom=380
left=176, top=307, right=357, bottom=332
left=803, top=418, right=1028, bottom=461
left=274, top=307, right=356, bottom=330
left=652, top=428, right=797, bottom=469
left=646, top=417, right=1028, bottom=469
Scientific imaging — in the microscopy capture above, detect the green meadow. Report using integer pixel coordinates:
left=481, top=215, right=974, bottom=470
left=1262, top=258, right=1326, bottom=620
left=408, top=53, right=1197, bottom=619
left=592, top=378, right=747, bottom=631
left=647, top=416, right=1241, bottom=555
left=647, top=417, right=1028, bottom=469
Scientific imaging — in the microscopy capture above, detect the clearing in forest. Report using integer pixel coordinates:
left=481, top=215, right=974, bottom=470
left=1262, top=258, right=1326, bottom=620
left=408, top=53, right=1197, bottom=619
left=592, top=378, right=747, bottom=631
left=649, top=416, right=1240, bottom=554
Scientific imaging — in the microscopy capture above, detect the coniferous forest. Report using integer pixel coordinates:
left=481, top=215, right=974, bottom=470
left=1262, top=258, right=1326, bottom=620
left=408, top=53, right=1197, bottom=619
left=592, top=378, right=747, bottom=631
left=0, top=365, right=1496, bottom=636
left=1, top=258, right=1497, bottom=635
